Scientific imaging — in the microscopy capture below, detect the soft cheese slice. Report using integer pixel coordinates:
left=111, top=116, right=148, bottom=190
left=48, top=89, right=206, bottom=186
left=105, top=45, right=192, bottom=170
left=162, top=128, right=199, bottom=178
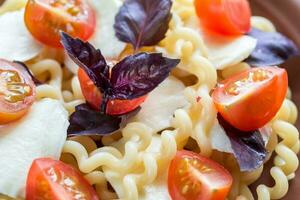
left=65, top=0, right=126, bottom=74
left=89, top=0, right=126, bottom=58
left=130, top=76, right=188, bottom=132
left=0, top=99, right=69, bottom=198
left=210, top=120, right=271, bottom=153
left=210, top=120, right=232, bottom=153
left=186, top=17, right=257, bottom=70
left=64, top=52, right=78, bottom=74
left=0, top=9, right=42, bottom=61
left=205, top=34, right=257, bottom=69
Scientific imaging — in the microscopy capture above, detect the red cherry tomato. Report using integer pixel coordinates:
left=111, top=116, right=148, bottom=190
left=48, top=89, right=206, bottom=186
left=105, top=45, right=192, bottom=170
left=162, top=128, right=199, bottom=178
left=77, top=68, right=146, bottom=115
left=26, top=158, right=99, bottom=200
left=194, top=0, right=251, bottom=35
left=212, top=66, right=288, bottom=131
left=25, top=0, right=96, bottom=48
left=0, top=59, right=35, bottom=124
left=168, top=150, right=233, bottom=200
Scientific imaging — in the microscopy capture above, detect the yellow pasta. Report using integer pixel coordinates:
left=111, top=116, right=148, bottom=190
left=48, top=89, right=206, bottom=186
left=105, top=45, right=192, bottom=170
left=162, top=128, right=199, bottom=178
left=27, top=58, right=84, bottom=114
left=6, top=0, right=296, bottom=199
left=0, top=0, right=27, bottom=15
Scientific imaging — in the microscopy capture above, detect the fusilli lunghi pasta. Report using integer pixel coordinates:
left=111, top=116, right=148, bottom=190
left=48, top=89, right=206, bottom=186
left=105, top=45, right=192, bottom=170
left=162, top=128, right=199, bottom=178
left=27, top=58, right=84, bottom=114
left=4, top=0, right=296, bottom=199
left=0, top=0, right=26, bottom=15
left=60, top=2, right=221, bottom=198
left=224, top=17, right=299, bottom=200
left=59, top=0, right=299, bottom=199
left=158, top=1, right=217, bottom=158
left=62, top=121, right=177, bottom=199
left=61, top=95, right=196, bottom=199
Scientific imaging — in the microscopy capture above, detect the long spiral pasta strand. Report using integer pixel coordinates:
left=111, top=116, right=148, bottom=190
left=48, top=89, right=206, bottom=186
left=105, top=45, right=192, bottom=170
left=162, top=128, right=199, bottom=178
left=158, top=0, right=218, bottom=157
left=62, top=0, right=218, bottom=198
left=256, top=100, right=299, bottom=200
left=224, top=16, right=300, bottom=200
left=62, top=1, right=299, bottom=199
left=233, top=99, right=299, bottom=200
left=62, top=102, right=194, bottom=199
left=27, top=59, right=84, bottom=114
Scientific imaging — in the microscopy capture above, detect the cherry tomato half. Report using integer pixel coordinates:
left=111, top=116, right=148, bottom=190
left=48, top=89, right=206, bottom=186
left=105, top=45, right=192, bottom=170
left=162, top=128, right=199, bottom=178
left=26, top=158, right=99, bottom=200
left=212, top=66, right=288, bottom=131
left=0, top=59, right=35, bottom=124
left=25, top=0, right=96, bottom=48
left=194, top=0, right=251, bottom=35
left=168, top=150, right=233, bottom=200
left=77, top=68, right=146, bottom=115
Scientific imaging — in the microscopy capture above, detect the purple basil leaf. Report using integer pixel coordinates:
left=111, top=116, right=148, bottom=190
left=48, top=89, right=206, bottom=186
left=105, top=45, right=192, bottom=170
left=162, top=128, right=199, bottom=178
left=218, top=115, right=266, bottom=172
left=114, top=0, right=172, bottom=50
left=60, top=32, right=111, bottom=93
left=245, top=28, right=299, bottom=66
left=68, top=104, right=122, bottom=137
left=13, top=61, right=42, bottom=86
left=110, top=53, right=180, bottom=100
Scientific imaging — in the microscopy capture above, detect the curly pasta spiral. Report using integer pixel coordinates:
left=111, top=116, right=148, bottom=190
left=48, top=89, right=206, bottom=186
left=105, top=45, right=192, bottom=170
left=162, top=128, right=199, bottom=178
left=0, top=0, right=27, bottom=15
left=62, top=102, right=195, bottom=200
left=234, top=99, right=299, bottom=200
left=63, top=2, right=219, bottom=198
left=158, top=0, right=218, bottom=157
left=226, top=16, right=300, bottom=200
left=23, top=0, right=297, bottom=199
left=59, top=2, right=212, bottom=197
left=27, top=59, right=84, bottom=114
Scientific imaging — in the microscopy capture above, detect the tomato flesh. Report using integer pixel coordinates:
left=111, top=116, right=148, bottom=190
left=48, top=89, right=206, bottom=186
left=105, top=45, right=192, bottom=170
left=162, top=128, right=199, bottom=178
left=0, top=59, right=35, bottom=124
left=78, top=68, right=146, bottom=115
left=25, top=0, right=96, bottom=48
left=212, top=66, right=288, bottom=131
left=168, top=150, right=233, bottom=200
left=26, top=158, right=99, bottom=200
left=194, top=0, right=251, bottom=35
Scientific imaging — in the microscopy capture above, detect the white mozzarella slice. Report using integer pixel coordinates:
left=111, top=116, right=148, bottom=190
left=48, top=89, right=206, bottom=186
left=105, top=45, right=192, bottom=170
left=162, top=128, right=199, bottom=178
left=0, top=99, right=69, bottom=198
left=186, top=17, right=257, bottom=69
left=65, top=0, right=126, bottom=74
left=64, top=52, right=79, bottom=74
left=204, top=34, right=257, bottom=70
left=89, top=0, right=126, bottom=59
left=251, top=16, right=276, bottom=32
left=210, top=120, right=271, bottom=153
left=130, top=76, right=188, bottom=132
left=210, top=120, right=233, bottom=153
left=0, top=9, right=42, bottom=61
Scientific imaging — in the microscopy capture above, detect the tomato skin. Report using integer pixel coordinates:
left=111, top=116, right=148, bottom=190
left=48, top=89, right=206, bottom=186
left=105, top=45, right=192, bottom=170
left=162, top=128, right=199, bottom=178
left=212, top=67, right=288, bottom=131
left=0, top=59, right=35, bottom=124
left=24, top=0, right=96, bottom=48
left=77, top=68, right=146, bottom=115
left=194, top=0, right=251, bottom=35
left=168, top=150, right=233, bottom=200
left=26, top=158, right=99, bottom=200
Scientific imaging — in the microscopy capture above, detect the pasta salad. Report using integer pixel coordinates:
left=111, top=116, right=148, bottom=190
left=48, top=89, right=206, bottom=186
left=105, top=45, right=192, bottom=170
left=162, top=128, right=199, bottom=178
left=0, top=0, right=299, bottom=199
